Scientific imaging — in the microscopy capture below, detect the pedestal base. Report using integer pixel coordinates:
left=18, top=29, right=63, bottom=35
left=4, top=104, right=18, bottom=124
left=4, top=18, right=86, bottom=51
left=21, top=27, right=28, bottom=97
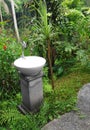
left=18, top=102, right=42, bottom=114
left=19, top=71, right=43, bottom=114
left=18, top=104, right=28, bottom=115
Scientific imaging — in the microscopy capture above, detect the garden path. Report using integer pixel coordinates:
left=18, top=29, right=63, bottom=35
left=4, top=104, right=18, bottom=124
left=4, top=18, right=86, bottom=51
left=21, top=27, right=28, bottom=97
left=41, top=83, right=90, bottom=130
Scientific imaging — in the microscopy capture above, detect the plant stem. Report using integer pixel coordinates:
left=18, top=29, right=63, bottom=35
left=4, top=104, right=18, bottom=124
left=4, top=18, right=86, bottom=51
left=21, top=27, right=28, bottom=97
left=47, top=38, right=54, bottom=89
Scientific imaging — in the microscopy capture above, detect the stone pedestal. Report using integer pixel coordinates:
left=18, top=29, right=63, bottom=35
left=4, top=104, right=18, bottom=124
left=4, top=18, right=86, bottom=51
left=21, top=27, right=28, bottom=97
left=18, top=71, right=43, bottom=114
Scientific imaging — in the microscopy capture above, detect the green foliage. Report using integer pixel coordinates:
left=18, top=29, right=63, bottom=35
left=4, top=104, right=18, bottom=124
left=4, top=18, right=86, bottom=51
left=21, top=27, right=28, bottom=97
left=0, top=127, right=6, bottom=130
left=61, top=0, right=84, bottom=9
left=0, top=46, right=19, bottom=99
left=0, top=30, right=21, bottom=99
left=65, top=9, right=84, bottom=21
left=0, top=106, right=39, bottom=130
left=1, top=2, right=90, bottom=130
left=76, top=49, right=89, bottom=65
left=1, top=71, right=90, bottom=129
left=51, top=1, right=90, bottom=74
left=29, top=0, right=53, bottom=44
left=0, top=92, right=39, bottom=130
left=1, top=0, right=90, bottom=77
left=28, top=0, right=90, bottom=76
left=37, top=0, right=52, bottom=39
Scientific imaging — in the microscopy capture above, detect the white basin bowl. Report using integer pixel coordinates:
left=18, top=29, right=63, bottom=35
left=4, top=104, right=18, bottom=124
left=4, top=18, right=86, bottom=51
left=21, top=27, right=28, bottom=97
left=14, top=56, right=46, bottom=76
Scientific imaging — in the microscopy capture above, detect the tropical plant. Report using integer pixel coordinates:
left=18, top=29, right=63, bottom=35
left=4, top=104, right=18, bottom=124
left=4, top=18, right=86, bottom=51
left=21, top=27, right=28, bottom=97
left=52, top=0, right=90, bottom=69
left=0, top=0, right=20, bottom=42
left=29, top=0, right=57, bottom=89
left=0, top=0, right=9, bottom=29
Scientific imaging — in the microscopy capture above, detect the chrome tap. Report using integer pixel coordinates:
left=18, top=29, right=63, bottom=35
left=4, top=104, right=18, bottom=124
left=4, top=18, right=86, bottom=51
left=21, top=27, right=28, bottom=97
left=21, top=41, right=27, bottom=58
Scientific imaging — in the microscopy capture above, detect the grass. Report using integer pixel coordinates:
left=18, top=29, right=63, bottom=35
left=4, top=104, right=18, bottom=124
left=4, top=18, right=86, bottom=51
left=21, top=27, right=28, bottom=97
left=0, top=69, right=90, bottom=130
left=56, top=71, right=90, bottom=91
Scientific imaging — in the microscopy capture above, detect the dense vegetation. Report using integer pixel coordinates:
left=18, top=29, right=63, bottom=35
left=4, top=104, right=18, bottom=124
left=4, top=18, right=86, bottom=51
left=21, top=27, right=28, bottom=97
left=0, top=0, right=90, bottom=129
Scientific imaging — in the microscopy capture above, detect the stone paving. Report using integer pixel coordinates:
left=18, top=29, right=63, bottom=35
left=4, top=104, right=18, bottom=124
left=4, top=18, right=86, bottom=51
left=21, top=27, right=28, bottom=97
left=41, top=83, right=90, bottom=130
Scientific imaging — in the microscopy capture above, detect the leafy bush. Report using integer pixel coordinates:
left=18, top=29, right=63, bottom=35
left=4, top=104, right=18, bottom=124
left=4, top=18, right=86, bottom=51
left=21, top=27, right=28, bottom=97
left=28, top=0, right=90, bottom=77
left=0, top=30, right=21, bottom=98
left=0, top=47, right=17, bottom=99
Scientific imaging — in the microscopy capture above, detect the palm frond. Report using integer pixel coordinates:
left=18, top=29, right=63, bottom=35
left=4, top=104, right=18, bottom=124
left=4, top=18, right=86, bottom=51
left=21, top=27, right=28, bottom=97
left=9, top=0, right=18, bottom=8
left=0, top=0, right=9, bottom=14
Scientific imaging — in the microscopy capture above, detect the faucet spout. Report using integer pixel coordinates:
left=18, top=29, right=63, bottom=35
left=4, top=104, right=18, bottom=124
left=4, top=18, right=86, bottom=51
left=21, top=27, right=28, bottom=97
left=21, top=41, right=27, bottom=58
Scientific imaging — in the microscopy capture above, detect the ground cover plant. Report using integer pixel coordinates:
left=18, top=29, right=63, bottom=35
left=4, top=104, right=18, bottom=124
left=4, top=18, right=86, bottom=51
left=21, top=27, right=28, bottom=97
left=1, top=69, right=90, bottom=130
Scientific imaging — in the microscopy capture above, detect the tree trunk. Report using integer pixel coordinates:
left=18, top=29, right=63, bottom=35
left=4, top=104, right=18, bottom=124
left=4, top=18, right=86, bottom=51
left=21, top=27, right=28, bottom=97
left=47, top=38, right=54, bottom=89
left=10, top=0, right=20, bottom=42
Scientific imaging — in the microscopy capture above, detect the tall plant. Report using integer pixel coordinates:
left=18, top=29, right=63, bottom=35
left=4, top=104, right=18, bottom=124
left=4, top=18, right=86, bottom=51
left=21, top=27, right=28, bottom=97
left=33, top=0, right=55, bottom=89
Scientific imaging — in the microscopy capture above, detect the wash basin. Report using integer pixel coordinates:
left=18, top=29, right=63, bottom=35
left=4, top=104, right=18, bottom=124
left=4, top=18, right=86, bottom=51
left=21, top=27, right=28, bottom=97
left=14, top=56, right=46, bottom=76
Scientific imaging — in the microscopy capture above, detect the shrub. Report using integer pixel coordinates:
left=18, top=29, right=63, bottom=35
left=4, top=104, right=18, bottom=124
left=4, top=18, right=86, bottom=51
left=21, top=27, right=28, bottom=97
left=0, top=42, right=21, bottom=99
